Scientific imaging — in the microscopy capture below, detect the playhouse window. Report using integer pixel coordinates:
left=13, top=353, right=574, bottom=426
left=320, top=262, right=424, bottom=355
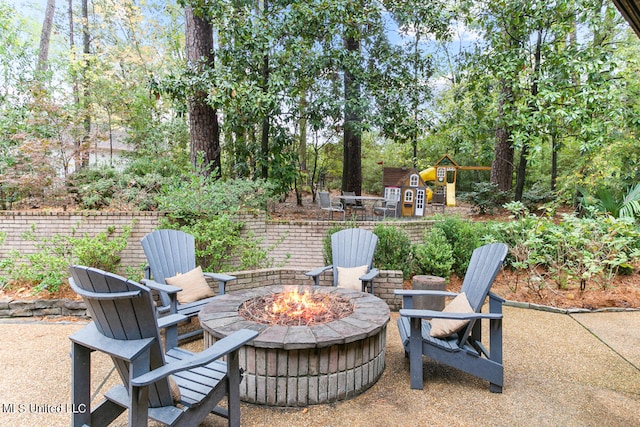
left=404, top=190, right=413, bottom=203
left=409, top=174, right=419, bottom=187
left=385, top=187, right=401, bottom=201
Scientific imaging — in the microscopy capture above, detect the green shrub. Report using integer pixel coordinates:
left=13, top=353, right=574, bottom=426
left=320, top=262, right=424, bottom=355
left=156, top=172, right=281, bottom=271
left=372, top=224, right=413, bottom=279
left=462, top=182, right=511, bottom=215
left=0, top=223, right=132, bottom=293
left=412, top=227, right=454, bottom=278
left=69, top=225, right=132, bottom=272
left=489, top=212, right=640, bottom=290
left=157, top=172, right=277, bottom=224
left=432, top=216, right=487, bottom=276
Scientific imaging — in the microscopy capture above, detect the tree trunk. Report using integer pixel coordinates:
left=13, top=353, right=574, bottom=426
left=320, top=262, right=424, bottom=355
left=515, top=29, right=542, bottom=201
left=260, top=53, right=270, bottom=180
left=259, top=0, right=270, bottom=180
left=185, top=6, right=221, bottom=178
left=491, top=79, right=514, bottom=192
left=37, top=0, right=56, bottom=73
left=296, top=91, right=308, bottom=206
left=551, top=132, right=558, bottom=191
left=299, top=91, right=307, bottom=172
left=79, top=0, right=90, bottom=169
left=342, top=35, right=362, bottom=195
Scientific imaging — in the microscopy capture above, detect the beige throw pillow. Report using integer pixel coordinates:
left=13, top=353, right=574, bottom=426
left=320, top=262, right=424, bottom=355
left=165, top=266, right=214, bottom=304
left=429, top=292, right=474, bottom=338
left=336, top=265, right=369, bottom=291
left=169, top=375, right=181, bottom=403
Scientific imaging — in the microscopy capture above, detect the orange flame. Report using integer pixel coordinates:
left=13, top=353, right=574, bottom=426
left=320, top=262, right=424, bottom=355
left=269, top=289, right=327, bottom=320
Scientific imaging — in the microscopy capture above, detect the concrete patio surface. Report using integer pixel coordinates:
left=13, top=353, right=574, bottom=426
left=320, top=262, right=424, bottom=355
left=0, top=306, right=639, bottom=427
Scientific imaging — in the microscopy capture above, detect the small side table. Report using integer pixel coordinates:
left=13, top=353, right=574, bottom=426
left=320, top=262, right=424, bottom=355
left=411, top=275, right=446, bottom=311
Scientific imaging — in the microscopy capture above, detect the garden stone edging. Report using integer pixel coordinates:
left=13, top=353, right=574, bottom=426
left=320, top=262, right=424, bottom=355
left=1, top=296, right=637, bottom=321
left=503, top=300, right=640, bottom=314
left=0, top=297, right=87, bottom=318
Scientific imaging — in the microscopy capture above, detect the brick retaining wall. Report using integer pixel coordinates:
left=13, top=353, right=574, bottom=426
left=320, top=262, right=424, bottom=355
left=0, top=211, right=433, bottom=272
left=0, top=211, right=161, bottom=271
left=0, top=210, right=431, bottom=317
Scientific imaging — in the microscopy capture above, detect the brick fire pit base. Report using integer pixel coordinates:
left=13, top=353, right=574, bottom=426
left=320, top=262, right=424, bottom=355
left=200, top=285, right=390, bottom=406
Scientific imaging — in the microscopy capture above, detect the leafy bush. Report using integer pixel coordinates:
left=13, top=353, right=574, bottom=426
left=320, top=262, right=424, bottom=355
left=462, top=182, right=511, bottom=215
left=67, top=164, right=171, bottom=211
left=577, top=183, right=640, bottom=220
left=489, top=212, right=640, bottom=290
left=0, top=224, right=132, bottom=293
left=70, top=225, right=132, bottom=272
left=412, top=227, right=454, bottom=278
left=67, top=166, right=118, bottom=209
left=157, top=174, right=280, bottom=271
left=521, top=187, right=555, bottom=212
left=432, top=216, right=487, bottom=276
left=372, top=224, right=413, bottom=279
left=157, top=171, right=277, bottom=225
left=174, top=215, right=274, bottom=272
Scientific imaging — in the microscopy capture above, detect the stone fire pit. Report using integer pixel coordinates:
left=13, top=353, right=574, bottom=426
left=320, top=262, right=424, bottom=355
left=199, top=285, right=390, bottom=406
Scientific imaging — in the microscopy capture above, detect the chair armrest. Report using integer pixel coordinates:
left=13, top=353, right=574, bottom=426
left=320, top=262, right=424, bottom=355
left=157, top=313, right=188, bottom=330
left=399, top=308, right=503, bottom=320
left=203, top=272, right=236, bottom=283
left=305, top=265, right=332, bottom=278
left=70, top=323, right=154, bottom=361
left=140, top=279, right=181, bottom=295
left=360, top=268, right=379, bottom=282
left=131, top=329, right=259, bottom=387
left=203, top=272, right=236, bottom=295
left=489, top=291, right=505, bottom=303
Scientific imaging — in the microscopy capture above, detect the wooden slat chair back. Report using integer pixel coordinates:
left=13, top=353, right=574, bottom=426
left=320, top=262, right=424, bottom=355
left=69, top=265, right=257, bottom=427
left=306, top=228, right=380, bottom=293
left=395, top=242, right=508, bottom=392
left=141, top=229, right=236, bottom=346
left=141, top=228, right=196, bottom=308
left=70, top=266, right=174, bottom=408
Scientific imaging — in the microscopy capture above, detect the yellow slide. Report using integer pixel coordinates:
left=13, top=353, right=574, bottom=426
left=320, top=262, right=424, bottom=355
left=419, top=167, right=436, bottom=182
left=446, top=182, right=456, bottom=207
left=419, top=168, right=436, bottom=202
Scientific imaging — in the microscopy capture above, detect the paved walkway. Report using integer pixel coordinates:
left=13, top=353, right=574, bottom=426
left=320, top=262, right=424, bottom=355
left=0, top=307, right=639, bottom=426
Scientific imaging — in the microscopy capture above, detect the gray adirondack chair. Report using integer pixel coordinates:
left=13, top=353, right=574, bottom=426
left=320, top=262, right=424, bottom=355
left=394, top=242, right=508, bottom=392
left=68, top=265, right=258, bottom=427
left=317, top=191, right=345, bottom=220
left=141, top=229, right=236, bottom=346
left=305, top=228, right=379, bottom=293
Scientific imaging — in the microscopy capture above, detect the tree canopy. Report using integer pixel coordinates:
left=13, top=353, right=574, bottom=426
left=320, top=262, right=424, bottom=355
left=1, top=0, right=639, bottom=211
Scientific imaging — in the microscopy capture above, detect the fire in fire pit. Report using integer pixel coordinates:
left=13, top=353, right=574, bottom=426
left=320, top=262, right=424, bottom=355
left=238, top=288, right=354, bottom=326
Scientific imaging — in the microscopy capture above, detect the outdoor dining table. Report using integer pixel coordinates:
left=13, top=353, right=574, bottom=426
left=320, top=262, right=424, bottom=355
left=336, top=195, right=385, bottom=220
